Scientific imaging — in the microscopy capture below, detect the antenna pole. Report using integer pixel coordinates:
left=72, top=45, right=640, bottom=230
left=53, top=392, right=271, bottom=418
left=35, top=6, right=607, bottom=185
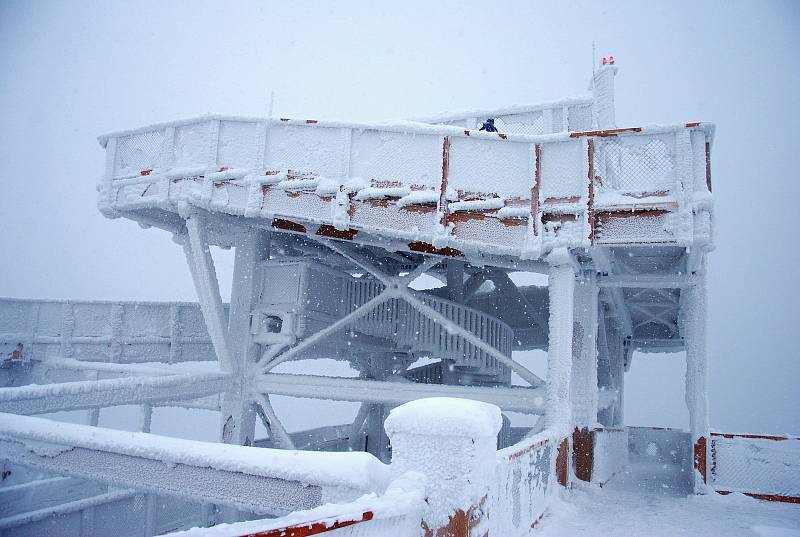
left=268, top=91, right=275, bottom=120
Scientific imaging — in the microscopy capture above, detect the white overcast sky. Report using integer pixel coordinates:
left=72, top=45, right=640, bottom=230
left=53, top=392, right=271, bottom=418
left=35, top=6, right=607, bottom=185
left=0, top=0, right=798, bottom=435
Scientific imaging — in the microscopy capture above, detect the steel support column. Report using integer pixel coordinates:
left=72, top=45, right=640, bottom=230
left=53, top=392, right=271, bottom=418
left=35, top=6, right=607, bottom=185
left=681, top=274, right=709, bottom=492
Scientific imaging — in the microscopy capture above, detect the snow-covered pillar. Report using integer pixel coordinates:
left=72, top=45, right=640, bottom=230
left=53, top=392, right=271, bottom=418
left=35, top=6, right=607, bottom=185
left=571, top=272, right=599, bottom=427
left=220, top=228, right=270, bottom=447
left=546, top=249, right=575, bottom=433
left=546, top=248, right=576, bottom=487
left=681, top=275, right=709, bottom=493
left=385, top=398, right=501, bottom=536
left=571, top=272, right=599, bottom=482
left=591, top=63, right=618, bottom=130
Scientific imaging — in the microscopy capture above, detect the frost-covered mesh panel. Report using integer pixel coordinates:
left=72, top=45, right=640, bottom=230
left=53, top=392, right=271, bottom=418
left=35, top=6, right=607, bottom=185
left=595, top=134, right=676, bottom=194
left=350, top=130, right=442, bottom=188
left=154, top=495, right=203, bottom=534
left=173, top=122, right=211, bottom=169
left=595, top=213, right=675, bottom=244
left=448, top=137, right=531, bottom=198
left=72, top=303, right=113, bottom=337
left=567, top=105, right=593, bottom=132
left=179, top=304, right=212, bottom=337
left=266, top=124, right=347, bottom=179
left=591, top=429, right=628, bottom=484
left=115, top=129, right=166, bottom=176
left=91, top=494, right=147, bottom=537
left=539, top=140, right=585, bottom=199
left=218, top=120, right=259, bottom=170
left=711, top=435, right=800, bottom=497
left=3, top=511, right=82, bottom=537
left=122, top=304, right=170, bottom=337
left=37, top=302, right=64, bottom=336
left=0, top=299, right=30, bottom=334
left=489, top=111, right=545, bottom=136
left=491, top=439, right=551, bottom=537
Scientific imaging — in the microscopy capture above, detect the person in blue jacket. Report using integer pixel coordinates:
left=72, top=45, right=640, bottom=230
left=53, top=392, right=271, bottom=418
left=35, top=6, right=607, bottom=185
left=479, top=118, right=498, bottom=132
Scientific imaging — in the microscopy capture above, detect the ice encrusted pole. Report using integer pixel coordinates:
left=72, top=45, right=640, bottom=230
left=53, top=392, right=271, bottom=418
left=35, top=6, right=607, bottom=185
left=385, top=398, right=502, bottom=536
left=681, top=273, right=710, bottom=493
left=219, top=227, right=270, bottom=447
left=546, top=248, right=576, bottom=486
left=571, top=271, right=599, bottom=482
left=591, top=62, right=618, bottom=130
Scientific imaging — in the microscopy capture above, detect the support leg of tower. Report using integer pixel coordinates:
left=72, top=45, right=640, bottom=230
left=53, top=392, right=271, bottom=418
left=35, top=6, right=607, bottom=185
left=546, top=248, right=576, bottom=486
left=682, top=273, right=709, bottom=493
left=220, top=228, right=271, bottom=447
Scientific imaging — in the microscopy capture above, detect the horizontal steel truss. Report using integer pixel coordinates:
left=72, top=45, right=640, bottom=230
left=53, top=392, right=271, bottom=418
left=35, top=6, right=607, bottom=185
left=258, top=373, right=547, bottom=414
left=0, top=372, right=230, bottom=415
left=0, top=413, right=353, bottom=516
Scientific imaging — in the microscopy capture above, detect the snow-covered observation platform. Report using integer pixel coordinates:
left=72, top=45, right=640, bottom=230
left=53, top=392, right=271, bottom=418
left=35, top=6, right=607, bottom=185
left=0, top=63, right=797, bottom=537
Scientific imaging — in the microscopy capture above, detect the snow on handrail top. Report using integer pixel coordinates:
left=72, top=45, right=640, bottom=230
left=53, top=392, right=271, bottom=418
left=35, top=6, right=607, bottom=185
left=98, top=114, right=714, bottom=148
left=0, top=371, right=230, bottom=402
left=411, top=96, right=593, bottom=124
left=0, top=296, right=216, bottom=308
left=0, top=412, right=391, bottom=492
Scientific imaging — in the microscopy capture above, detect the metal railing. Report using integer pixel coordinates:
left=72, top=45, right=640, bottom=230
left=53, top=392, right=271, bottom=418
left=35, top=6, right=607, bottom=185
left=708, top=432, right=800, bottom=501
left=99, top=116, right=713, bottom=251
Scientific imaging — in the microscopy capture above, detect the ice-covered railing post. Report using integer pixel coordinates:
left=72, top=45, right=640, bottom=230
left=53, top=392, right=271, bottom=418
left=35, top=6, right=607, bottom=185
left=384, top=398, right=502, bottom=536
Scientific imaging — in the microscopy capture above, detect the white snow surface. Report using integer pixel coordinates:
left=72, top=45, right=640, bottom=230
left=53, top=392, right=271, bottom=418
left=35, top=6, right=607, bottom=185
left=536, top=463, right=800, bottom=537
left=384, top=397, right=502, bottom=438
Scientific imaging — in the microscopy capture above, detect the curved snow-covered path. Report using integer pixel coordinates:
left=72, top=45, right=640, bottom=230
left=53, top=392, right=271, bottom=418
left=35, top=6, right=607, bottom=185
left=536, top=463, right=800, bottom=537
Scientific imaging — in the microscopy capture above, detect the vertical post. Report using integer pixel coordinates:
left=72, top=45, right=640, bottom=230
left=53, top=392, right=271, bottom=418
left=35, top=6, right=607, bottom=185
left=220, top=227, right=270, bottom=447
left=446, top=260, right=464, bottom=304
left=385, top=398, right=501, bottom=536
left=596, top=310, right=625, bottom=428
left=571, top=272, right=599, bottom=482
left=682, top=274, right=709, bottom=492
left=183, top=215, right=233, bottom=371
left=591, top=64, right=618, bottom=130
left=571, top=273, right=599, bottom=426
left=531, top=144, right=541, bottom=238
left=437, top=137, right=450, bottom=229
left=139, top=404, right=153, bottom=433
left=546, top=248, right=576, bottom=486
left=99, top=136, right=118, bottom=218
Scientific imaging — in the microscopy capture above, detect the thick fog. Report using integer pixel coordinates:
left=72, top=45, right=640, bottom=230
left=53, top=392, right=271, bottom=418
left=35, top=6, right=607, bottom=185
left=1, top=1, right=798, bottom=435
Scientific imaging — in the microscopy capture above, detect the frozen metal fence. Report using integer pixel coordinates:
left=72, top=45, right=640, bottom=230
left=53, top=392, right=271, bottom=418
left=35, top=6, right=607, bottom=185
left=0, top=299, right=218, bottom=365
left=709, top=433, right=800, bottom=500
left=594, top=133, right=677, bottom=194
left=491, top=434, right=553, bottom=537
left=100, top=116, right=713, bottom=252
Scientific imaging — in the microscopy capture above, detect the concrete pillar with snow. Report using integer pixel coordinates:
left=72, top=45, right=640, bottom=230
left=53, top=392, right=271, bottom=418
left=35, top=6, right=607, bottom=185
left=681, top=275, right=710, bottom=492
left=385, top=397, right=502, bottom=536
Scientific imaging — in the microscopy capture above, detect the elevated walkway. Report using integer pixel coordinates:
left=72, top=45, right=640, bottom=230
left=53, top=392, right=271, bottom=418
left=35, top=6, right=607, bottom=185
left=98, top=116, right=713, bottom=263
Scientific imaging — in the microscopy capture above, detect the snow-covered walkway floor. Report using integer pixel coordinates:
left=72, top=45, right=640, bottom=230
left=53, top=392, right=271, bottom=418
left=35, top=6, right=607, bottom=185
left=536, top=462, right=800, bottom=536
